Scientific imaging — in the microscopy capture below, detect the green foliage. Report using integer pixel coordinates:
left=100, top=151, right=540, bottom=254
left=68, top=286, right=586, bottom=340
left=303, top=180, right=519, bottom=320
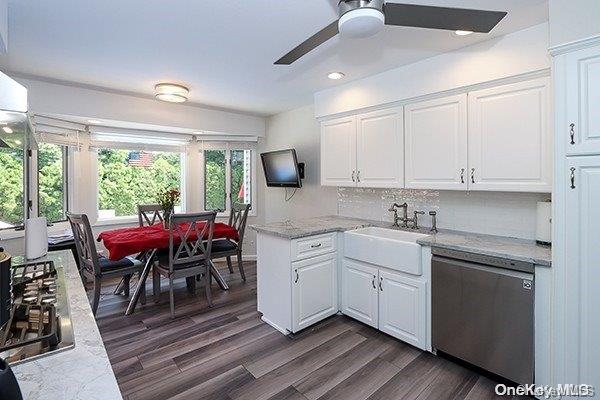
left=0, top=148, right=24, bottom=226
left=38, top=143, right=65, bottom=222
left=98, top=149, right=181, bottom=217
left=204, top=150, right=226, bottom=211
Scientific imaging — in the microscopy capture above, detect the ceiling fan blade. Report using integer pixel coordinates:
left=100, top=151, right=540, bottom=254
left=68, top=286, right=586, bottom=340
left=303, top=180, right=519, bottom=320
left=274, top=20, right=339, bottom=65
left=384, top=3, right=507, bottom=33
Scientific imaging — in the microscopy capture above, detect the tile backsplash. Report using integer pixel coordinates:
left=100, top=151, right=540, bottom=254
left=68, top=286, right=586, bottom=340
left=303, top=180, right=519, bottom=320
left=337, top=187, right=549, bottom=240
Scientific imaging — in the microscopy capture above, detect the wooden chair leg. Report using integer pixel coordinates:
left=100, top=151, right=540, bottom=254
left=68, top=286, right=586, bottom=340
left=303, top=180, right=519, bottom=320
left=123, top=274, right=131, bottom=297
left=237, top=251, right=246, bottom=282
left=169, top=276, right=175, bottom=319
left=226, top=256, right=234, bottom=273
left=91, top=277, right=101, bottom=316
left=205, top=263, right=213, bottom=308
left=153, top=267, right=161, bottom=304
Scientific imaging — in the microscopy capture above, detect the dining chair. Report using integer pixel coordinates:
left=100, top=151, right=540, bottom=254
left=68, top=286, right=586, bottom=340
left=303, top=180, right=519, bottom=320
left=66, top=212, right=144, bottom=316
left=137, top=204, right=165, bottom=227
left=210, top=203, right=251, bottom=281
left=154, top=211, right=217, bottom=319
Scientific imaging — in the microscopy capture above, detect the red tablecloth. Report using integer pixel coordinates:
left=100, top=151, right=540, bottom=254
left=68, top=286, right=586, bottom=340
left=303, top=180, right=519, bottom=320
left=97, top=223, right=239, bottom=261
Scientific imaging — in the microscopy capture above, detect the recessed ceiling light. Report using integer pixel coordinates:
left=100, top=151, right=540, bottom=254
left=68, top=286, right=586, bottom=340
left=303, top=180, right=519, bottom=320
left=155, top=83, right=189, bottom=103
left=328, top=72, right=345, bottom=80
left=87, top=119, right=102, bottom=124
left=2, top=126, right=13, bottom=134
left=455, top=30, right=474, bottom=36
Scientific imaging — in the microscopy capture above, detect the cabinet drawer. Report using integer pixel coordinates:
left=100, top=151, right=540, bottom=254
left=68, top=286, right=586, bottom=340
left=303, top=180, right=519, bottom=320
left=291, top=233, right=337, bottom=261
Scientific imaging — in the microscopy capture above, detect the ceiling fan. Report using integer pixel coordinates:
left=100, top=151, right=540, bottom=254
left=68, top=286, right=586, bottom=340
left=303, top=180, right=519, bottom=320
left=275, top=0, right=507, bottom=65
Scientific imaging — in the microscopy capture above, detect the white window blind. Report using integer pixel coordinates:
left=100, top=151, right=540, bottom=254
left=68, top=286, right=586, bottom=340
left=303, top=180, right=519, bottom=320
left=89, top=127, right=191, bottom=152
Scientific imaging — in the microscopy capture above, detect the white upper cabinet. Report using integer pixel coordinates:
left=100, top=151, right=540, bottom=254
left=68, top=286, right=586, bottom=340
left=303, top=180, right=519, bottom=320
left=468, top=78, right=552, bottom=192
left=321, top=116, right=357, bottom=187
left=566, top=45, right=600, bottom=155
left=356, top=107, right=404, bottom=188
left=404, top=94, right=468, bottom=190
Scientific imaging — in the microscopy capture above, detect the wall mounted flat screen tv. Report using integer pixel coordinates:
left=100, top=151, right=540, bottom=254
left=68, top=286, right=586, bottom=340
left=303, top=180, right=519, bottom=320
left=261, top=149, right=302, bottom=188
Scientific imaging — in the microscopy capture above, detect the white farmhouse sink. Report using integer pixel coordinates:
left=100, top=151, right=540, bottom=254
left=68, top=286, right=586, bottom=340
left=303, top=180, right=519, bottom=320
left=344, top=227, right=429, bottom=276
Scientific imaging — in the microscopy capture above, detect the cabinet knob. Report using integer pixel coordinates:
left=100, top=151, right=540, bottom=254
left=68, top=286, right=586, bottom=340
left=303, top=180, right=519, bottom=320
left=570, top=167, right=576, bottom=189
left=570, top=123, right=575, bottom=145
left=372, top=275, right=376, bottom=289
left=351, top=170, right=356, bottom=182
left=379, top=277, right=383, bottom=291
left=294, top=269, right=299, bottom=284
left=471, top=168, right=475, bottom=184
left=356, top=170, right=361, bottom=183
left=460, top=168, right=465, bottom=184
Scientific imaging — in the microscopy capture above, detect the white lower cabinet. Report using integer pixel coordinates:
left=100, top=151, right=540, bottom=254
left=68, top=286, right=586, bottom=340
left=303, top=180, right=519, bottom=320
left=341, top=258, right=378, bottom=328
left=378, top=270, right=426, bottom=348
left=292, top=253, right=338, bottom=332
left=341, top=258, right=427, bottom=350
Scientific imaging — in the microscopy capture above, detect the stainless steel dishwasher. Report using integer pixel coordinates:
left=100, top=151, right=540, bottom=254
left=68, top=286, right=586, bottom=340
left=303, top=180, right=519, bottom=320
left=432, top=248, right=534, bottom=385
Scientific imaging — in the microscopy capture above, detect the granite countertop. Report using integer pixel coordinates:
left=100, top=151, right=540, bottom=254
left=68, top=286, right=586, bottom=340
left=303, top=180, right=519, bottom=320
left=10, top=250, right=122, bottom=400
left=251, top=215, right=551, bottom=267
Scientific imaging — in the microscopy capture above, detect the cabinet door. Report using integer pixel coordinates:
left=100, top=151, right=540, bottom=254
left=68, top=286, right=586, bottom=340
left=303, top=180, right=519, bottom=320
left=321, top=116, right=357, bottom=187
left=564, top=156, right=600, bottom=389
left=468, top=78, right=552, bottom=192
left=292, top=253, right=338, bottom=332
left=341, top=258, right=378, bottom=328
left=356, top=107, right=404, bottom=188
left=566, top=45, right=600, bottom=155
left=405, top=94, right=468, bottom=190
left=378, top=270, right=426, bottom=349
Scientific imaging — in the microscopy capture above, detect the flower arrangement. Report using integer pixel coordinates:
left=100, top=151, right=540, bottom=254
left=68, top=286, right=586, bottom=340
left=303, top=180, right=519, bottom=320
left=156, top=188, right=181, bottom=229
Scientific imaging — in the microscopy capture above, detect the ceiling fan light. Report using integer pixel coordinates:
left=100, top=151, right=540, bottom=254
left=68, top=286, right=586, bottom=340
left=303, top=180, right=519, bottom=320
left=338, top=8, right=385, bottom=39
left=154, top=83, right=189, bottom=103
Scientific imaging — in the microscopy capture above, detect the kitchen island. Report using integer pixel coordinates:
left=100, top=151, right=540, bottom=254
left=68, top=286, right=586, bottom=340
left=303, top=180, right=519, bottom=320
left=10, top=250, right=122, bottom=400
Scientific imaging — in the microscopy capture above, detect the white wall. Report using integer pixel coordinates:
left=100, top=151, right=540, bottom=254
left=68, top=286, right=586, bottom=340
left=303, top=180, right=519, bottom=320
left=263, top=105, right=338, bottom=222
left=16, top=77, right=266, bottom=137
left=0, top=0, right=7, bottom=53
left=549, top=0, right=600, bottom=47
left=314, top=23, right=550, bottom=118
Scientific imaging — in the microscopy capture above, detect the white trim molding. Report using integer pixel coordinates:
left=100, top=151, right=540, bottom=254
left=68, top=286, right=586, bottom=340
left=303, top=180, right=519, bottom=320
left=548, top=33, right=600, bottom=56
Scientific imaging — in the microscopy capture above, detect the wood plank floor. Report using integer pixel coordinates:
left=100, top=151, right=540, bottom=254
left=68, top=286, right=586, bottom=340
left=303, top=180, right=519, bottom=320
left=95, top=261, right=525, bottom=400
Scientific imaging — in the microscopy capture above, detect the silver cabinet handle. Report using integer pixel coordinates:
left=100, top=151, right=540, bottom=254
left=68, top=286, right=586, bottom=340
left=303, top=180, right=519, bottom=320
left=356, top=170, right=361, bottom=182
left=460, top=168, right=465, bottom=184
left=310, top=243, right=322, bottom=248
left=570, top=167, right=576, bottom=189
left=294, top=269, right=299, bottom=284
left=351, top=170, right=355, bottom=182
left=471, top=168, right=475, bottom=184
left=570, top=123, right=575, bottom=145
left=372, top=275, right=376, bottom=289
left=379, top=277, right=383, bottom=291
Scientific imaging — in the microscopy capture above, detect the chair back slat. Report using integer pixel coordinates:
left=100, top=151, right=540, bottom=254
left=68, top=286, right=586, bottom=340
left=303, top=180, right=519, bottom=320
left=67, top=212, right=101, bottom=277
left=168, top=212, right=216, bottom=271
left=228, top=204, right=251, bottom=247
left=138, top=204, right=165, bottom=227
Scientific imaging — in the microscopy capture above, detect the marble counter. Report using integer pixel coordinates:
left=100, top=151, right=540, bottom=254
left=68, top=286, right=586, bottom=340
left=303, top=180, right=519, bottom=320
left=251, top=215, right=551, bottom=266
left=10, top=250, right=122, bottom=400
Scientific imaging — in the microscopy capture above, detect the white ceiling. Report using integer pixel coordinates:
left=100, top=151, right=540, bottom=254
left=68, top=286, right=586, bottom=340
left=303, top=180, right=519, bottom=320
left=0, top=0, right=548, bottom=116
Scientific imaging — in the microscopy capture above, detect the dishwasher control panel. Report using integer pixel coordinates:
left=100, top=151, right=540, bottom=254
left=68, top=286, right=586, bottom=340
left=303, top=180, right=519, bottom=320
left=431, top=247, right=535, bottom=274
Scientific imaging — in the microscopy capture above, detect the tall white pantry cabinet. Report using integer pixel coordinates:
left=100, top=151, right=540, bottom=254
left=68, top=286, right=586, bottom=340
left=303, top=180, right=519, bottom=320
left=552, top=38, right=600, bottom=392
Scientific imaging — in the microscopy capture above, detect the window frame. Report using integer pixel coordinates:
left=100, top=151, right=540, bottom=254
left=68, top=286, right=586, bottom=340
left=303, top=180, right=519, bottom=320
left=93, top=148, right=187, bottom=223
left=201, top=144, right=257, bottom=218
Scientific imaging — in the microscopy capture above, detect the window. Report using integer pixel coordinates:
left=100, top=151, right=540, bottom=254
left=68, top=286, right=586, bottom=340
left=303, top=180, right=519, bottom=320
left=203, top=146, right=253, bottom=214
left=97, top=149, right=183, bottom=218
left=0, top=147, right=25, bottom=229
left=38, top=143, right=68, bottom=223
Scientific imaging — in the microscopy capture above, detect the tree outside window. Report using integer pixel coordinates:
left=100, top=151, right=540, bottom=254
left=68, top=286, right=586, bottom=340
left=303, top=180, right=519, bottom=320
left=97, top=149, right=182, bottom=218
left=38, top=143, right=67, bottom=223
left=0, top=147, right=24, bottom=228
left=204, top=148, right=252, bottom=213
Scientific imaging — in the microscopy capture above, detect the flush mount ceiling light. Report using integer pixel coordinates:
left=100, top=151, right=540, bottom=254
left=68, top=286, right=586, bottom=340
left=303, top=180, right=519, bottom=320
left=328, top=72, right=345, bottom=80
left=2, top=126, right=13, bottom=134
left=455, top=30, right=474, bottom=36
left=154, top=83, right=189, bottom=103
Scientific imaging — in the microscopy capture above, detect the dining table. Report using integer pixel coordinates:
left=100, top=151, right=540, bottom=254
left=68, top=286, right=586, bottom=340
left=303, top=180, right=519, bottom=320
left=97, top=221, right=240, bottom=315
